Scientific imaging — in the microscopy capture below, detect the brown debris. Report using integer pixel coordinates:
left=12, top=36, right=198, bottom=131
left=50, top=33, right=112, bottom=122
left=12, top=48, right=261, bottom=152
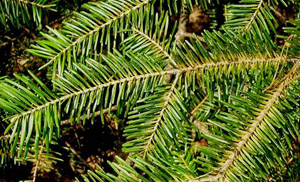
left=187, top=6, right=211, bottom=35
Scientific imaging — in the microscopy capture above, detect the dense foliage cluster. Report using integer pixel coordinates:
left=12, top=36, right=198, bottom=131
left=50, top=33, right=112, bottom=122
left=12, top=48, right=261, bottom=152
left=0, top=0, right=299, bottom=181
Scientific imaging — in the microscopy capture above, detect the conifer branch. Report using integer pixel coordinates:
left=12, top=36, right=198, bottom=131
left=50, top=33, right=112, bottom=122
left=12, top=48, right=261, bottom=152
left=18, top=0, right=56, bottom=10
left=132, top=27, right=178, bottom=67
left=244, top=0, right=263, bottom=32
left=8, top=57, right=299, bottom=125
left=143, top=74, right=180, bottom=157
left=194, top=62, right=299, bottom=182
left=39, top=0, right=150, bottom=70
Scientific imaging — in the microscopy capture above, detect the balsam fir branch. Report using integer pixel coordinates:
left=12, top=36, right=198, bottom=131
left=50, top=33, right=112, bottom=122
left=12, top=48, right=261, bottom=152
left=0, top=0, right=299, bottom=181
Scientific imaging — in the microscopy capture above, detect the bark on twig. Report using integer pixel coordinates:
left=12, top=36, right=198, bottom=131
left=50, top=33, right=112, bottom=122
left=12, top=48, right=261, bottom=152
left=64, top=141, right=94, bottom=170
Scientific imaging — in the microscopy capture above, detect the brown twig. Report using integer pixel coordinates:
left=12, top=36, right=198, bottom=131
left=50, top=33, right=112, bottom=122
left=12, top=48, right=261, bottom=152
left=190, top=95, right=210, bottom=135
left=32, top=140, right=46, bottom=182
left=49, top=11, right=76, bottom=26
left=61, top=106, right=117, bottom=125
left=0, top=28, right=30, bottom=48
left=64, top=141, right=94, bottom=170
left=270, top=6, right=285, bottom=23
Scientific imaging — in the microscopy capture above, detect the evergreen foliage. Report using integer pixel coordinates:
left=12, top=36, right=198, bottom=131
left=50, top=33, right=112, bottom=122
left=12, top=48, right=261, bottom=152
left=0, top=0, right=57, bottom=29
left=0, top=0, right=299, bottom=181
